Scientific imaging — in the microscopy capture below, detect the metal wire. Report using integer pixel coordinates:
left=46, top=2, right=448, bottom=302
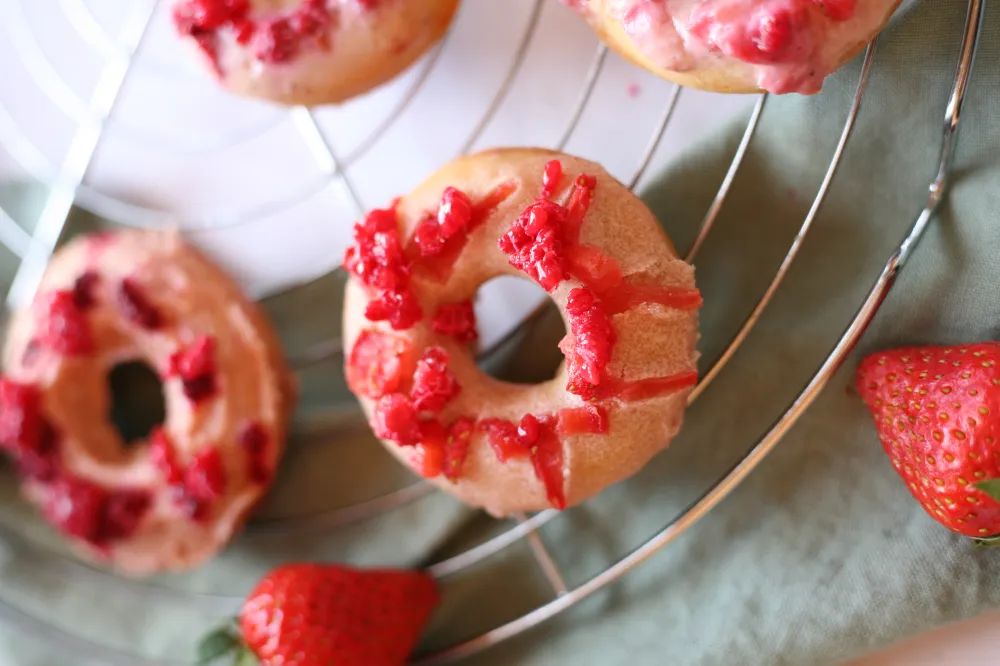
left=0, top=0, right=985, bottom=663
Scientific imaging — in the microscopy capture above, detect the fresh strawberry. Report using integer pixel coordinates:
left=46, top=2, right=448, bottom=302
left=197, top=563, right=440, bottom=666
left=857, top=342, right=1000, bottom=543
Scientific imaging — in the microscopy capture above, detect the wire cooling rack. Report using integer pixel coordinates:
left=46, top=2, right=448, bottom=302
left=0, top=0, right=987, bottom=663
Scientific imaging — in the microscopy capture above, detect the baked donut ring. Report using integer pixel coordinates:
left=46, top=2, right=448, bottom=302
left=0, top=230, right=294, bottom=575
left=342, top=148, right=701, bottom=516
left=172, top=0, right=461, bottom=106
left=563, top=0, right=902, bottom=94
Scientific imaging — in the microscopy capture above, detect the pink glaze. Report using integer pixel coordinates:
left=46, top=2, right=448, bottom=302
left=567, top=0, right=897, bottom=94
left=172, top=0, right=385, bottom=75
left=0, top=230, right=293, bottom=575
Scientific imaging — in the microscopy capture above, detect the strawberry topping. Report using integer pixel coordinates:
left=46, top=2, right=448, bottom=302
left=238, top=421, right=272, bottom=484
left=166, top=335, right=218, bottom=403
left=561, top=287, right=617, bottom=398
left=410, top=347, right=461, bottom=413
left=481, top=413, right=566, bottom=509
left=346, top=329, right=416, bottom=399
left=38, top=290, right=94, bottom=356
left=373, top=393, right=421, bottom=447
left=432, top=300, right=479, bottom=343
left=118, top=278, right=164, bottom=330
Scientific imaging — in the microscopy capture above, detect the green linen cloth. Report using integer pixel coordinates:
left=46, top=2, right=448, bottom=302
left=2, top=0, right=1000, bottom=663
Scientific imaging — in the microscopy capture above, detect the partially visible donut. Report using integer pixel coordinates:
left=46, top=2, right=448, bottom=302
left=562, top=0, right=902, bottom=95
left=172, top=0, right=461, bottom=106
left=0, top=230, right=295, bottom=575
left=342, top=148, right=701, bottom=517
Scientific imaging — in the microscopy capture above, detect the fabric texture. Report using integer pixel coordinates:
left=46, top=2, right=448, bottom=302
left=1, top=0, right=1000, bottom=664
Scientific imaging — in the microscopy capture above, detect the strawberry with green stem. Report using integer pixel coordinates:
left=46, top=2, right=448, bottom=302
left=197, top=563, right=440, bottom=666
left=857, top=342, right=1000, bottom=545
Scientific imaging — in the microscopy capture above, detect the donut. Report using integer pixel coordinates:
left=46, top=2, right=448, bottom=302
left=561, top=0, right=902, bottom=95
left=342, top=148, right=702, bottom=516
left=0, top=230, right=295, bottom=575
left=172, top=0, right=461, bottom=106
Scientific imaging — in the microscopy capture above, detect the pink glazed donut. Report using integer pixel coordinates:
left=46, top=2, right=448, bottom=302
left=562, top=0, right=902, bottom=94
left=0, top=230, right=295, bottom=575
left=172, top=0, right=461, bottom=105
left=342, top=149, right=702, bottom=517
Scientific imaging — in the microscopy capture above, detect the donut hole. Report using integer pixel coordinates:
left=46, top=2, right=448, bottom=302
left=107, top=361, right=166, bottom=445
left=475, top=276, right=566, bottom=385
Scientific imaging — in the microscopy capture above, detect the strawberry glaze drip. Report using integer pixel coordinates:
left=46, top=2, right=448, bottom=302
left=481, top=414, right=566, bottom=509
left=172, top=0, right=344, bottom=75
left=556, top=405, right=609, bottom=436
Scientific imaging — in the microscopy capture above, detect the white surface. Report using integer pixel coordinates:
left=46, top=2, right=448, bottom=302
left=0, top=0, right=997, bottom=663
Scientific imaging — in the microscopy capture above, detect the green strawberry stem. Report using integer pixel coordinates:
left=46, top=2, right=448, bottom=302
left=973, top=534, right=1000, bottom=548
left=974, top=479, right=1000, bottom=503
left=196, top=619, right=259, bottom=666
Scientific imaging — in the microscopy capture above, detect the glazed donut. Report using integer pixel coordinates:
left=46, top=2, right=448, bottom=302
left=172, top=0, right=461, bottom=106
left=562, top=0, right=902, bottom=95
left=0, top=230, right=294, bottom=575
left=342, top=148, right=701, bottom=516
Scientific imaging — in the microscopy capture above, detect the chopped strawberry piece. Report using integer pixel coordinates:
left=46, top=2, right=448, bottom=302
left=557, top=405, right=609, bottom=435
left=44, top=475, right=151, bottom=546
left=410, top=347, right=461, bottom=413
left=364, top=288, right=422, bottom=330
left=373, top=394, right=421, bottom=446
left=184, top=448, right=226, bottom=502
left=238, top=421, right=271, bottom=484
left=560, top=287, right=616, bottom=396
left=480, top=418, right=528, bottom=463
left=432, top=301, right=478, bottom=343
left=72, top=271, right=100, bottom=310
left=413, top=217, right=446, bottom=257
left=178, top=447, right=226, bottom=521
left=101, top=490, right=152, bottom=542
left=149, top=427, right=183, bottom=484
left=45, top=477, right=107, bottom=543
left=345, top=330, right=416, bottom=399
left=0, top=379, right=46, bottom=456
left=118, top=278, right=164, bottom=330
left=38, top=290, right=94, bottom=355
left=437, top=187, right=473, bottom=238
left=166, top=335, right=218, bottom=403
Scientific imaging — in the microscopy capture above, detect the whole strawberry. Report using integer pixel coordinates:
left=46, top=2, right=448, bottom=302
left=857, top=342, right=1000, bottom=543
left=197, top=563, right=440, bottom=666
